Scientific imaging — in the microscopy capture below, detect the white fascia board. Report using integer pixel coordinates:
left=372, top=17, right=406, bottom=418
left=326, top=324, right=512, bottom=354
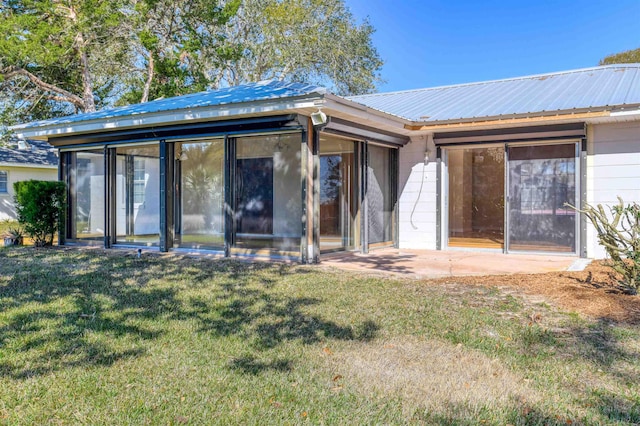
left=322, top=94, right=412, bottom=135
left=0, top=162, right=57, bottom=169
left=610, top=108, right=640, bottom=117
left=13, top=96, right=323, bottom=140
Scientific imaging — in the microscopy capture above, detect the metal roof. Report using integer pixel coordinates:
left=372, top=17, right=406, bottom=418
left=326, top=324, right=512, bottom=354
left=347, top=65, right=640, bottom=123
left=0, top=139, right=58, bottom=167
left=14, top=80, right=326, bottom=130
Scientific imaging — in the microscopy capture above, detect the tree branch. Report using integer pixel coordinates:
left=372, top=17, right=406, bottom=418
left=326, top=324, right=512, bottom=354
left=2, top=66, right=85, bottom=110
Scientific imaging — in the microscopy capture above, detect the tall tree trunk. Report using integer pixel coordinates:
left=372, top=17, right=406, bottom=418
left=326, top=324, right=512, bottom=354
left=76, top=32, right=96, bottom=112
left=141, top=53, right=155, bottom=103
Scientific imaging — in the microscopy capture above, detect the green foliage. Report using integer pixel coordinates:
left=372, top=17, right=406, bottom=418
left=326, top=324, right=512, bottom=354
left=2, top=0, right=382, bottom=134
left=219, top=0, right=383, bottom=95
left=599, top=47, right=640, bottom=65
left=0, top=0, right=130, bottom=117
left=568, top=198, right=640, bottom=294
left=13, top=180, right=66, bottom=247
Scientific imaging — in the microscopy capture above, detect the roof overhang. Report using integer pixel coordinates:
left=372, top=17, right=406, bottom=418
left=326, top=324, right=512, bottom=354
left=0, top=162, right=57, bottom=169
left=12, top=91, right=412, bottom=147
left=404, top=105, right=640, bottom=134
left=13, top=94, right=325, bottom=141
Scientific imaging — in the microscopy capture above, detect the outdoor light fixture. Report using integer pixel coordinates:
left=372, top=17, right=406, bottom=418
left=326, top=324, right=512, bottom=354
left=310, top=108, right=328, bottom=126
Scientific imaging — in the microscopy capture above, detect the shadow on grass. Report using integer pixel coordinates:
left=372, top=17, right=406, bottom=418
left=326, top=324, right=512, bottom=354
left=0, top=247, right=378, bottom=379
left=228, top=356, right=293, bottom=375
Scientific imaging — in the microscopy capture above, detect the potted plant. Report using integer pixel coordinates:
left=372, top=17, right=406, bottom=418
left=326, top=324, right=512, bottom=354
left=2, top=226, right=24, bottom=246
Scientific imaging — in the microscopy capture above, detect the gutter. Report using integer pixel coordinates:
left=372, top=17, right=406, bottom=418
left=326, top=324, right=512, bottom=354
left=0, top=162, right=57, bottom=169
left=404, top=104, right=640, bottom=132
left=405, top=110, right=612, bottom=132
left=11, top=94, right=327, bottom=140
left=322, top=94, right=413, bottom=135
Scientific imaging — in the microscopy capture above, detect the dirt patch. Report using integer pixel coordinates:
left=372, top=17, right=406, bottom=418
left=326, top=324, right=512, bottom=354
left=329, top=337, right=537, bottom=416
left=433, top=261, right=640, bottom=324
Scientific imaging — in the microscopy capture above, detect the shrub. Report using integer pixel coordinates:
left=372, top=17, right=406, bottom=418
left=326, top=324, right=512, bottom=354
left=568, top=198, right=640, bottom=295
left=14, top=180, right=66, bottom=247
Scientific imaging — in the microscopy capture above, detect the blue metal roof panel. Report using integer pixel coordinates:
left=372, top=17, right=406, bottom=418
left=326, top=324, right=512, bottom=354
left=16, top=80, right=326, bottom=130
left=0, top=139, right=58, bottom=167
left=348, top=65, right=640, bottom=122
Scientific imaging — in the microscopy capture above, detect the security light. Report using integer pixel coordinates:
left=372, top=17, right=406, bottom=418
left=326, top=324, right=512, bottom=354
left=310, top=109, right=327, bottom=126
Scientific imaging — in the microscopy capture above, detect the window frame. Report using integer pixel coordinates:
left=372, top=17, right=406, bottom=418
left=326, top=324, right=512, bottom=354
left=0, top=170, right=8, bottom=194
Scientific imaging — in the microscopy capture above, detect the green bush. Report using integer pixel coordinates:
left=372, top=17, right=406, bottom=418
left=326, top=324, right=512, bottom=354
left=14, top=180, right=66, bottom=247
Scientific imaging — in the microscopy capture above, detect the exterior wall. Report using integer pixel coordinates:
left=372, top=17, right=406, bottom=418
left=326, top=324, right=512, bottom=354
left=397, top=134, right=438, bottom=249
left=586, top=121, right=640, bottom=258
left=0, top=166, right=57, bottom=221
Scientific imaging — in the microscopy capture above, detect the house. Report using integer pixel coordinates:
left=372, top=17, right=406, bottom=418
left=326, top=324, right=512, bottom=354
left=0, top=139, right=59, bottom=220
left=11, top=64, right=640, bottom=261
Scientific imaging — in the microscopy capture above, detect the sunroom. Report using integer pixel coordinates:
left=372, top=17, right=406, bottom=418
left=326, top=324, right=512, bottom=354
left=14, top=81, right=409, bottom=262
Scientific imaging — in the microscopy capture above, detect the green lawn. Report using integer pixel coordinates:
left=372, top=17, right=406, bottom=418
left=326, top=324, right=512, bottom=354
left=0, top=247, right=638, bottom=425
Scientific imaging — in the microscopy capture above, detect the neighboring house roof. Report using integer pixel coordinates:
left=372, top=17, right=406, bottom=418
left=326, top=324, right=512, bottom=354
left=0, top=139, right=58, bottom=168
left=347, top=64, right=640, bottom=123
left=14, top=80, right=326, bottom=131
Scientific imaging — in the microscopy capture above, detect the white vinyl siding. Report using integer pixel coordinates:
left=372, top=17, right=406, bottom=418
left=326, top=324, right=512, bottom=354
left=586, top=122, right=640, bottom=258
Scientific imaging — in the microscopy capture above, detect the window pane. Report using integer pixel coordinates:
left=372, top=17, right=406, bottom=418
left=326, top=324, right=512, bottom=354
left=448, top=147, right=505, bottom=249
left=115, top=145, right=160, bottom=245
left=133, top=159, right=146, bottom=204
left=0, top=171, right=7, bottom=193
left=72, top=151, right=105, bottom=241
left=368, top=145, right=393, bottom=245
left=507, top=144, right=576, bottom=252
left=175, top=140, right=224, bottom=250
left=319, top=135, right=357, bottom=252
left=234, top=134, right=301, bottom=253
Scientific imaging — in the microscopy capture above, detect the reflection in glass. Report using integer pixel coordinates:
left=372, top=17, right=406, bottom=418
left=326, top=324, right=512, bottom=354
left=115, top=145, right=160, bottom=245
left=234, top=134, right=301, bottom=252
left=507, top=144, right=576, bottom=252
left=71, top=150, right=105, bottom=241
left=175, top=140, right=224, bottom=250
left=319, top=136, right=357, bottom=252
left=448, top=147, right=505, bottom=248
left=368, top=145, right=393, bottom=245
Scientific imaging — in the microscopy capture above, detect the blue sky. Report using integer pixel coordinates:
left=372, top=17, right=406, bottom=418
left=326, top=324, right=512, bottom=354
left=346, top=0, right=640, bottom=92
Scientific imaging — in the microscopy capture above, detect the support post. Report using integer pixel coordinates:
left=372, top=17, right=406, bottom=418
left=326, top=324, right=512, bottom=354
left=224, top=136, right=234, bottom=257
left=361, top=142, right=369, bottom=254
left=159, top=140, right=174, bottom=252
left=105, top=147, right=116, bottom=248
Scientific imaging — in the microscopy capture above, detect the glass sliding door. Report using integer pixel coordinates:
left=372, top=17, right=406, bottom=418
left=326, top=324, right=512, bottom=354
left=174, top=140, right=224, bottom=250
left=368, top=144, right=394, bottom=246
left=319, top=135, right=358, bottom=252
left=115, top=145, right=160, bottom=245
left=234, top=134, right=302, bottom=253
left=69, top=150, right=105, bottom=242
left=507, top=144, right=577, bottom=252
left=447, top=146, right=504, bottom=249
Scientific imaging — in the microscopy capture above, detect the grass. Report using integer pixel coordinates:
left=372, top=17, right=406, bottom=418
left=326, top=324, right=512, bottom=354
left=0, top=247, right=639, bottom=425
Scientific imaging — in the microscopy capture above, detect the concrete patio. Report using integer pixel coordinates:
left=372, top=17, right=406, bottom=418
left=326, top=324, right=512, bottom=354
left=320, top=248, right=583, bottom=278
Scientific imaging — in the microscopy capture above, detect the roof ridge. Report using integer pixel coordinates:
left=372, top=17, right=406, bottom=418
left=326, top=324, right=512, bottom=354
left=350, top=64, right=640, bottom=99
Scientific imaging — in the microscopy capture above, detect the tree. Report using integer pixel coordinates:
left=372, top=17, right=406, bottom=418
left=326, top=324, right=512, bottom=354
left=212, top=0, right=383, bottom=95
left=0, top=0, right=129, bottom=116
left=1, top=0, right=383, bottom=136
left=118, top=0, right=241, bottom=105
left=14, top=180, right=67, bottom=247
left=599, top=47, right=640, bottom=65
